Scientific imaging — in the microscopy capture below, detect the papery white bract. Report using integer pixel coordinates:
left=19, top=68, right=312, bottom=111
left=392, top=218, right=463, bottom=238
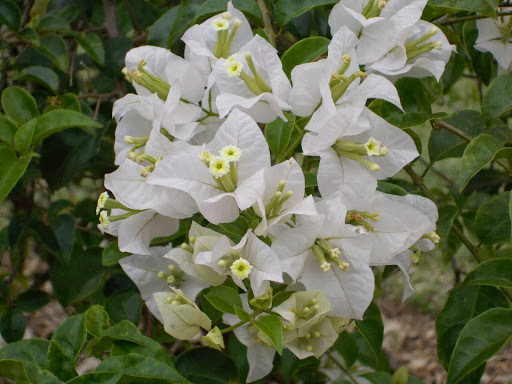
left=475, top=13, right=512, bottom=71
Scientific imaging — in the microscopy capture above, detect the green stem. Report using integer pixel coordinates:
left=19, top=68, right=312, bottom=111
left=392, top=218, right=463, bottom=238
left=326, top=351, right=358, bottom=384
left=221, top=320, right=247, bottom=334
left=438, top=11, right=512, bottom=26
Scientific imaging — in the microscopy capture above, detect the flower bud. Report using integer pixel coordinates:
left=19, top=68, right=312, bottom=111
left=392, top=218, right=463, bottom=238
left=202, top=326, right=225, bottom=351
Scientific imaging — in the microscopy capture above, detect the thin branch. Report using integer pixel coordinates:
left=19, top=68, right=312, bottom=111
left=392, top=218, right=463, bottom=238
left=102, top=0, right=120, bottom=38
left=326, top=352, right=358, bottom=384
left=0, top=56, right=8, bottom=94
left=257, top=0, right=277, bottom=47
left=439, top=11, right=512, bottom=26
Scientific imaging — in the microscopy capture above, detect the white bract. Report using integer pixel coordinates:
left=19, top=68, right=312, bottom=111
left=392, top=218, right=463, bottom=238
left=475, top=12, right=512, bottom=71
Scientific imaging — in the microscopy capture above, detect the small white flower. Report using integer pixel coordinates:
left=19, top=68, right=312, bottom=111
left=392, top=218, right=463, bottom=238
left=96, top=191, right=109, bottom=214
left=199, top=150, right=213, bottom=165
left=100, top=210, right=110, bottom=229
left=212, top=18, right=230, bottom=31
left=209, top=156, right=230, bottom=178
left=364, top=137, right=382, bottom=156
left=230, top=257, right=253, bottom=279
left=220, top=145, right=242, bottom=162
left=225, top=60, right=244, bottom=77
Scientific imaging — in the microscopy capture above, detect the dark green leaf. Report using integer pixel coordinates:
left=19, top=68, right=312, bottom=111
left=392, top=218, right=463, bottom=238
left=265, top=117, right=294, bottom=155
left=274, top=0, right=337, bottom=26
left=482, top=71, right=512, bottom=127
left=14, top=118, right=37, bottom=154
left=66, top=372, right=123, bottom=384
left=14, top=66, right=59, bottom=92
left=85, top=305, right=110, bottom=338
left=460, top=258, right=512, bottom=288
left=281, top=36, right=329, bottom=77
left=1, top=86, right=40, bottom=125
left=376, top=181, right=408, bottom=196
left=254, top=314, right=283, bottom=355
left=36, top=34, right=70, bottom=72
left=0, top=0, right=21, bottom=31
left=208, top=216, right=249, bottom=243
left=51, top=214, right=75, bottom=262
left=48, top=313, right=87, bottom=381
left=37, top=14, right=70, bottom=32
left=96, top=353, right=190, bottom=384
left=0, top=309, right=26, bottom=342
left=334, top=331, right=359, bottom=368
left=436, top=285, right=509, bottom=369
left=77, top=33, right=105, bottom=66
left=429, top=0, right=497, bottom=19
left=355, top=301, right=383, bottom=366
left=147, top=7, right=179, bottom=46
left=175, top=347, right=238, bottom=384
left=167, top=0, right=204, bottom=46
left=0, top=338, right=49, bottom=367
left=436, top=205, right=459, bottom=241
left=0, top=360, right=30, bottom=382
left=110, top=336, right=176, bottom=369
left=462, top=21, right=496, bottom=86
left=32, top=109, right=101, bottom=146
left=447, top=308, right=512, bottom=384
left=87, top=320, right=146, bottom=359
left=0, top=116, right=17, bottom=146
left=205, top=285, right=242, bottom=314
left=458, top=134, right=502, bottom=191
left=16, top=289, right=50, bottom=312
left=105, top=291, right=143, bottom=324
left=474, top=191, right=511, bottom=245
left=234, top=305, right=250, bottom=322
left=0, top=146, right=34, bottom=203
left=102, top=241, right=130, bottom=266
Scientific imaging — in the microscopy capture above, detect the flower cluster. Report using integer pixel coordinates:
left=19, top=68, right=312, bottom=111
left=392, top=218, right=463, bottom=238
left=98, top=1, right=447, bottom=381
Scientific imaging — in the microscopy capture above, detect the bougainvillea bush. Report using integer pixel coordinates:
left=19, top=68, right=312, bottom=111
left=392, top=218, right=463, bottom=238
left=0, top=0, right=511, bottom=383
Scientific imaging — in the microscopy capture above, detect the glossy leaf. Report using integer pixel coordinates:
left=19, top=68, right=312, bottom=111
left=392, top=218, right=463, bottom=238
left=436, top=205, right=459, bottom=241
left=281, top=36, right=329, bottom=77
left=51, top=214, right=76, bottom=262
left=87, top=320, right=146, bottom=358
left=460, top=258, right=512, bottom=289
left=482, top=72, right=512, bottom=127
left=204, top=285, right=242, bottom=314
left=234, top=305, right=250, bottom=322
left=37, top=14, right=71, bottom=32
left=254, top=314, right=283, bottom=355
left=0, top=0, right=21, bottom=31
left=167, top=0, right=204, bottom=46
left=436, top=285, right=509, bottom=370
left=147, top=7, right=179, bottom=46
left=447, top=308, right=512, bottom=384
left=1, top=86, right=40, bottom=125
left=474, top=191, right=511, bottom=245
left=32, top=109, right=102, bottom=146
left=0, top=146, right=34, bottom=203
left=102, top=241, right=130, bottom=266
left=265, top=116, right=294, bottom=155
left=48, top=313, right=87, bottom=381
left=334, top=331, right=359, bottom=368
left=85, top=305, right=110, bottom=338
left=0, top=338, right=50, bottom=367
left=14, top=118, right=37, bottom=154
left=0, top=116, right=17, bottom=146
left=458, top=134, right=502, bottom=191
left=355, top=301, right=383, bottom=366
left=14, top=66, right=59, bottom=92
left=0, top=309, right=26, bottom=343
left=36, top=34, right=70, bottom=72
left=428, top=0, right=497, bottom=18
left=0, top=360, right=30, bottom=382
left=274, top=0, right=337, bottom=26
left=110, top=336, right=176, bottom=369
left=77, top=33, right=105, bottom=66
left=16, top=289, right=51, bottom=312
left=175, top=347, right=238, bottom=384
left=462, top=21, right=496, bottom=86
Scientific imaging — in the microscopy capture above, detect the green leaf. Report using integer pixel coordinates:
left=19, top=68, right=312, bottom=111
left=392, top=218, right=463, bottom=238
left=460, top=258, right=512, bottom=289
left=281, top=36, right=330, bottom=77
left=37, top=14, right=70, bottom=32
left=14, top=66, right=59, bottom=91
left=48, top=313, right=87, bottom=381
left=16, top=289, right=50, bottom=312
left=205, top=285, right=242, bottom=314
left=436, top=205, right=459, bottom=241
left=85, top=305, right=110, bottom=338
left=0, top=146, right=34, bottom=203
left=458, top=134, right=502, bottom=191
left=14, top=118, right=37, bottom=154
left=66, top=372, right=123, bottom=384
left=265, top=117, right=294, bottom=155
left=474, top=191, right=511, bottom=245
left=105, top=291, right=143, bottom=324
left=447, top=308, right=512, bottom=384
left=482, top=72, right=512, bottom=127
left=36, top=34, right=70, bottom=72
left=110, top=336, right=176, bottom=369
left=0, top=338, right=49, bottom=367
left=274, top=0, right=337, bottom=26
left=392, top=367, right=408, bottom=384
left=208, top=216, right=249, bottom=243
left=147, top=7, right=179, bottom=46
left=428, top=0, right=497, bottom=19
left=96, top=353, right=190, bottom=384
left=234, top=305, right=250, bottom=322
left=436, top=285, right=509, bottom=370
left=254, top=314, right=283, bottom=355
left=174, top=347, right=238, bottom=384
left=167, top=0, right=204, bottom=46
left=355, top=301, right=383, bottom=366
left=77, top=33, right=105, bottom=66
left=32, top=109, right=102, bottom=146
left=51, top=214, right=76, bottom=262
left=0, top=0, right=21, bottom=31
left=1, top=86, right=40, bottom=125
left=87, top=320, right=145, bottom=358
left=376, top=181, right=408, bottom=196
left=333, top=331, right=359, bottom=368
left=102, top=241, right=130, bottom=266
left=0, top=360, right=30, bottom=382
left=0, top=309, right=26, bottom=343
left=0, top=116, right=17, bottom=146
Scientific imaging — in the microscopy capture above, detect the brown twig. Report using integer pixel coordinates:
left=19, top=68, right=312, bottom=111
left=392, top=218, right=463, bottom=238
left=256, top=0, right=277, bottom=47
left=102, top=0, right=120, bottom=38
left=439, top=11, right=512, bottom=26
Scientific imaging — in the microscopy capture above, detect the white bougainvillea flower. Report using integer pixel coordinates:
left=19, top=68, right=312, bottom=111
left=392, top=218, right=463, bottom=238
left=214, top=35, right=292, bottom=123
left=153, top=288, right=211, bottom=340
left=124, top=45, right=206, bottom=103
left=284, top=317, right=339, bottom=359
left=147, top=110, right=270, bottom=224
left=100, top=208, right=178, bottom=255
left=119, top=246, right=208, bottom=321
left=329, top=0, right=428, bottom=65
left=182, top=1, right=253, bottom=76
left=224, top=295, right=275, bottom=382
left=366, top=21, right=454, bottom=81
left=475, top=12, right=512, bottom=71
left=239, top=158, right=317, bottom=236
left=271, top=196, right=374, bottom=319
left=340, top=191, right=436, bottom=266
left=165, top=222, right=227, bottom=287
left=314, top=108, right=419, bottom=202
left=195, top=230, right=283, bottom=296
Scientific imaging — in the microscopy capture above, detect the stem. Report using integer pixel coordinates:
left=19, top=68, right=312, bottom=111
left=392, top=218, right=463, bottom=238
left=221, top=320, right=247, bottom=334
left=257, top=0, right=277, bottom=46
left=439, top=11, right=512, bottom=26
left=326, top=351, right=358, bottom=384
